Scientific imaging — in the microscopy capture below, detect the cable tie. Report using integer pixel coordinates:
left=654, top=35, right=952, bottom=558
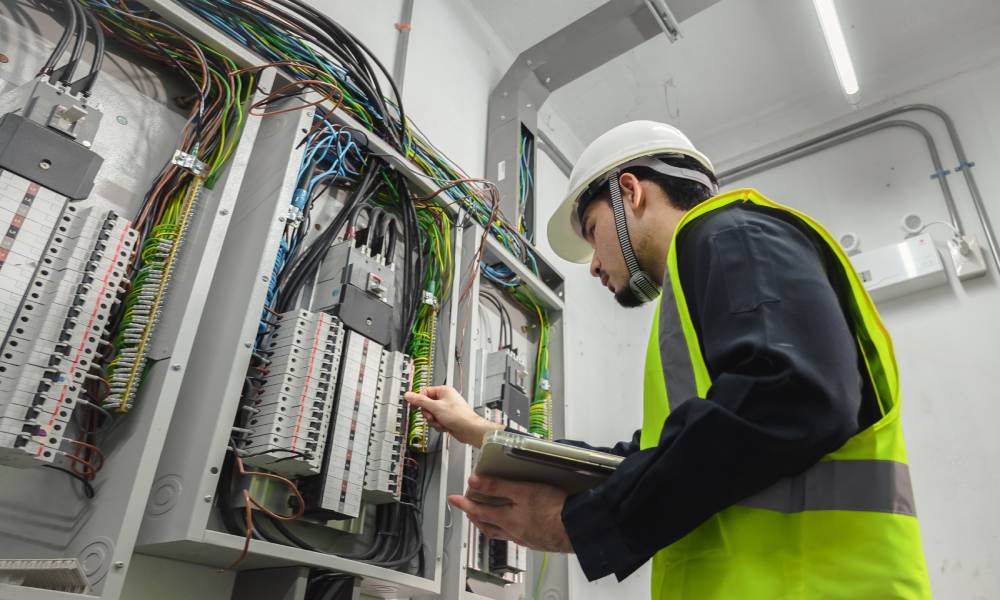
left=171, top=149, right=207, bottom=176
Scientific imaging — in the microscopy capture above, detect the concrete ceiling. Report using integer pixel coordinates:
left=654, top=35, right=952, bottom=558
left=469, top=0, right=1000, bottom=160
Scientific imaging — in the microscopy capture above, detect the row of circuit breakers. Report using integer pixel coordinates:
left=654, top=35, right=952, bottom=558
left=0, top=172, right=135, bottom=467
left=244, top=309, right=412, bottom=517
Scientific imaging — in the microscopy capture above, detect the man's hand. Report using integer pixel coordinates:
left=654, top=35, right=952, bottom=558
left=448, top=475, right=573, bottom=553
left=404, top=385, right=501, bottom=447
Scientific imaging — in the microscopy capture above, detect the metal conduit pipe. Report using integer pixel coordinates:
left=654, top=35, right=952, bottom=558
left=718, top=104, right=999, bottom=273
left=720, top=120, right=963, bottom=234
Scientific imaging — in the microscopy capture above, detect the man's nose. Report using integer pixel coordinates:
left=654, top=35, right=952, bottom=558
left=589, top=254, right=601, bottom=278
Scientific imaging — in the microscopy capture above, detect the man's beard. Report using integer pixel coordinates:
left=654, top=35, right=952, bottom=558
left=614, top=285, right=646, bottom=308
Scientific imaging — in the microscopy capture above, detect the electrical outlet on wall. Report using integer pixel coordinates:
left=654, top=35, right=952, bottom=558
left=947, top=235, right=988, bottom=280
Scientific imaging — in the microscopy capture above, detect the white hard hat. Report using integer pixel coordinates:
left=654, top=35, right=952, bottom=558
left=547, top=120, right=715, bottom=264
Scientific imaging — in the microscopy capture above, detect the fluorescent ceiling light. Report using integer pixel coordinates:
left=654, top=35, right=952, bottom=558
left=812, top=0, right=859, bottom=97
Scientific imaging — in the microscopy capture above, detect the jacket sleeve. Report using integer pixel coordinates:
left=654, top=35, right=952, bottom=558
left=561, top=207, right=866, bottom=581
left=555, top=430, right=642, bottom=458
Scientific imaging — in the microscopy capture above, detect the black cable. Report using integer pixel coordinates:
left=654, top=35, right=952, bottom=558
left=306, top=571, right=353, bottom=600
left=265, top=514, right=387, bottom=563
left=57, top=0, right=88, bottom=84
left=478, top=291, right=510, bottom=349
left=40, top=0, right=77, bottom=76
left=383, top=214, right=399, bottom=266
left=43, top=464, right=95, bottom=499
left=394, top=173, right=423, bottom=350
left=365, top=207, right=386, bottom=256
left=71, top=5, right=105, bottom=96
left=251, top=514, right=287, bottom=545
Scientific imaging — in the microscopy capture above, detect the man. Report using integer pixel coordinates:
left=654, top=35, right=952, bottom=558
left=405, top=121, right=931, bottom=599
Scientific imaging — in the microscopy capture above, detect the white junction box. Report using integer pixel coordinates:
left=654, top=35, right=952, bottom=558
left=848, top=234, right=947, bottom=302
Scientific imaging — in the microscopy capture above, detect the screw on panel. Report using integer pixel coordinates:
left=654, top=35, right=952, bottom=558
left=38, top=159, right=51, bottom=170
left=171, top=364, right=182, bottom=371
left=219, top=208, right=230, bottom=215
left=113, top=561, right=125, bottom=569
left=116, top=115, right=128, bottom=125
left=261, top=274, right=269, bottom=282
left=203, top=495, right=213, bottom=503
left=81, top=140, right=92, bottom=148
left=244, top=341, right=253, bottom=348
left=545, top=76, right=552, bottom=84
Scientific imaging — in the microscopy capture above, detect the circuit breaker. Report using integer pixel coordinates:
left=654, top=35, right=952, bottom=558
left=313, top=240, right=395, bottom=347
left=478, top=350, right=531, bottom=429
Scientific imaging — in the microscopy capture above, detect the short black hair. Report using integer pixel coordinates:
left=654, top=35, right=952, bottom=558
left=577, top=154, right=718, bottom=224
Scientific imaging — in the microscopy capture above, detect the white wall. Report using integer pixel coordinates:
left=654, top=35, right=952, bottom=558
left=533, top=152, right=657, bottom=599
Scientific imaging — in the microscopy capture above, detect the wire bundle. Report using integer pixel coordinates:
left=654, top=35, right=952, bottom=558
left=405, top=203, right=453, bottom=452
left=175, top=0, right=540, bottom=276
left=518, top=129, right=534, bottom=241
left=78, top=0, right=258, bottom=412
left=258, top=118, right=366, bottom=337
left=517, top=289, right=551, bottom=439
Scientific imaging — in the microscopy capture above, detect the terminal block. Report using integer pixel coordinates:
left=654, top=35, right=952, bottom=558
left=363, top=350, right=412, bottom=504
left=244, top=309, right=345, bottom=477
left=0, top=196, right=136, bottom=468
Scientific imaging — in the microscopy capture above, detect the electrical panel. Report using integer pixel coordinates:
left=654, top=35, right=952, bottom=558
left=0, top=3, right=567, bottom=600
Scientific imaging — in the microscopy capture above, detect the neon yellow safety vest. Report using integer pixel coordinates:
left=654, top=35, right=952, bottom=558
left=641, top=188, right=931, bottom=599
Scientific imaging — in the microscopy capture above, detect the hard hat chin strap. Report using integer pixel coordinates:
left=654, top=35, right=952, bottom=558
left=608, top=170, right=661, bottom=303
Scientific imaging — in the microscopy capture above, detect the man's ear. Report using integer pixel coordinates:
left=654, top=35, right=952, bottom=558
left=619, top=172, right=645, bottom=215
